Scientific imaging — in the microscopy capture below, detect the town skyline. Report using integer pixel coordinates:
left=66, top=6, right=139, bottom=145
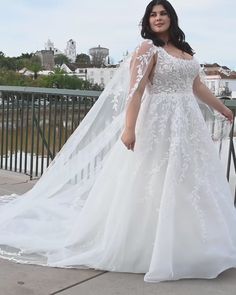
left=0, top=0, right=235, bottom=70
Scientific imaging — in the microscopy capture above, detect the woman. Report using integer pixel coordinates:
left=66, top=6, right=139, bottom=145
left=121, top=0, right=233, bottom=151
left=0, top=0, right=236, bottom=283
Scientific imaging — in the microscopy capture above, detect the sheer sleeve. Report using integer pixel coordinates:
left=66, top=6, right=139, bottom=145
left=127, top=39, right=157, bottom=104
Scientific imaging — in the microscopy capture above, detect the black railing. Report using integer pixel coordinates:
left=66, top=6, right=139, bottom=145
left=0, top=86, right=101, bottom=178
left=0, top=86, right=236, bottom=204
left=223, top=99, right=236, bottom=205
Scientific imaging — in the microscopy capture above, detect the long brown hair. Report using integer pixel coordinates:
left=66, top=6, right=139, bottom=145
left=141, top=0, right=195, bottom=55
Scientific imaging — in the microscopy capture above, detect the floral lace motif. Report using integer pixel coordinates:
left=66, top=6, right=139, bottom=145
left=133, top=41, right=228, bottom=244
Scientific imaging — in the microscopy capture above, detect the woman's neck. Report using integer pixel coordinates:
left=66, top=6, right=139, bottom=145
left=157, top=33, right=170, bottom=45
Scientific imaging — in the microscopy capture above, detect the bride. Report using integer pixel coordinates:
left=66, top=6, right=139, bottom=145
left=0, top=0, right=236, bottom=283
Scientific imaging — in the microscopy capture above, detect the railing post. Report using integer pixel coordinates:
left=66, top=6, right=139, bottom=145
left=30, top=94, right=35, bottom=179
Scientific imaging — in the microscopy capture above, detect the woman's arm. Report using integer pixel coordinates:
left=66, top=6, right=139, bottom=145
left=193, top=75, right=233, bottom=122
left=121, top=55, right=156, bottom=151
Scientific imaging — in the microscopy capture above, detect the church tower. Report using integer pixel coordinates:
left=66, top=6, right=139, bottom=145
left=65, top=39, right=76, bottom=62
left=45, top=39, right=54, bottom=51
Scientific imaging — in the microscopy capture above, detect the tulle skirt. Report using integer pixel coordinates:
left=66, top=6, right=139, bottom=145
left=0, top=91, right=236, bottom=283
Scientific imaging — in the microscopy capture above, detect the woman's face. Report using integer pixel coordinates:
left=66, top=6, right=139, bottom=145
left=149, top=4, right=171, bottom=35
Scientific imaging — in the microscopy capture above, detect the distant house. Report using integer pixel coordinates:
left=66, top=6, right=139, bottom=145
left=85, top=67, right=117, bottom=88
left=38, top=70, right=54, bottom=76
left=74, top=68, right=87, bottom=80
left=60, top=63, right=78, bottom=74
left=18, top=67, right=34, bottom=76
left=59, top=63, right=118, bottom=87
left=202, top=63, right=236, bottom=98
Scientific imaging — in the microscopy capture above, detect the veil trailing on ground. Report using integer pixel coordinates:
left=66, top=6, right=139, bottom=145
left=0, top=40, right=232, bottom=264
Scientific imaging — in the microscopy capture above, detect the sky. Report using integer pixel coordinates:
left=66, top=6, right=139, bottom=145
left=0, top=0, right=235, bottom=70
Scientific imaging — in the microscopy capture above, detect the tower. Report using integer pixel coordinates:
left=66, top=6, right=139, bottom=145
left=45, top=39, right=54, bottom=51
left=89, top=45, right=109, bottom=67
left=65, top=39, right=76, bottom=62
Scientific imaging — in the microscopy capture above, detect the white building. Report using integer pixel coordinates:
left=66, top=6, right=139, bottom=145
left=18, top=67, right=34, bottom=76
left=19, top=64, right=117, bottom=88
left=65, top=39, right=76, bottom=62
left=45, top=39, right=54, bottom=51
left=59, top=64, right=118, bottom=87
left=45, top=39, right=76, bottom=61
left=89, top=45, right=109, bottom=67
left=45, top=39, right=63, bottom=55
left=60, top=63, right=74, bottom=74
left=202, top=63, right=236, bottom=98
left=81, top=67, right=117, bottom=88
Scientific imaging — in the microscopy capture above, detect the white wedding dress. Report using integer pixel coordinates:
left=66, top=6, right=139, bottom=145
left=0, top=39, right=236, bottom=283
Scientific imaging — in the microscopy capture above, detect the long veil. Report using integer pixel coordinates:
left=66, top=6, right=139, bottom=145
left=0, top=40, right=231, bottom=264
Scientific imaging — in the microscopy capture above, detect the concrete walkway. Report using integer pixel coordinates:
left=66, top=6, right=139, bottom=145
left=0, top=170, right=236, bottom=295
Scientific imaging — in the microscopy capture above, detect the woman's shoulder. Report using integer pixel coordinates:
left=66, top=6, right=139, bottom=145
left=137, top=38, right=154, bottom=48
left=134, top=39, right=157, bottom=55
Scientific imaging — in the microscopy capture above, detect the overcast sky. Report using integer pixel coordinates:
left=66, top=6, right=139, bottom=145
left=0, top=0, right=235, bottom=69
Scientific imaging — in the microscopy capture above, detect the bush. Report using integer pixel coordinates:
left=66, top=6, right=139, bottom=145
left=0, top=70, right=103, bottom=91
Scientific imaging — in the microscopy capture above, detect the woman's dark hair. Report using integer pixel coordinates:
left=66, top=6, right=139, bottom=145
left=141, top=0, right=195, bottom=55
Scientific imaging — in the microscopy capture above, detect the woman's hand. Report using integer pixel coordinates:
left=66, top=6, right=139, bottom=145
left=121, top=128, right=136, bottom=151
left=221, top=106, right=234, bottom=123
left=193, top=76, right=234, bottom=124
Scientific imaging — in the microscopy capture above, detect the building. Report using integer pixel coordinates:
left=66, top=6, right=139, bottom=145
left=65, top=39, right=76, bottom=62
left=59, top=63, right=117, bottom=88
left=45, top=39, right=54, bottom=51
left=45, top=39, right=77, bottom=62
left=202, top=63, right=236, bottom=98
left=45, top=39, right=63, bottom=55
left=85, top=67, right=116, bottom=88
left=89, top=45, right=109, bottom=67
left=35, top=50, right=55, bottom=71
left=18, top=67, right=34, bottom=76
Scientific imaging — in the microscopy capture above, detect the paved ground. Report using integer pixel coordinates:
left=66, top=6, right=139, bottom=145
left=0, top=169, right=236, bottom=295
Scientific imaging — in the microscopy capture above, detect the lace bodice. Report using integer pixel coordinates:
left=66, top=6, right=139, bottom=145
left=127, top=39, right=201, bottom=105
left=150, top=47, right=200, bottom=95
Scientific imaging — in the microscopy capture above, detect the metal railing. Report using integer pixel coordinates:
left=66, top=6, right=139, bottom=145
left=223, top=99, right=236, bottom=198
left=0, top=86, right=101, bottom=178
left=0, top=86, right=236, bottom=204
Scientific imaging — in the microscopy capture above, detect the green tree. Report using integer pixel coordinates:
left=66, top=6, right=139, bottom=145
left=75, top=53, right=91, bottom=67
left=54, top=54, right=70, bottom=66
left=26, top=55, right=42, bottom=79
left=0, top=56, right=16, bottom=70
left=18, top=53, right=33, bottom=59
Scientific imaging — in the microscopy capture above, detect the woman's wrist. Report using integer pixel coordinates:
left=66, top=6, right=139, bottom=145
left=219, top=104, right=228, bottom=115
left=125, top=125, right=135, bottom=132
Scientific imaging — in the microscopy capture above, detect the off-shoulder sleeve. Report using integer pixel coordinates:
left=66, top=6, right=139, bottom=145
left=127, top=39, right=157, bottom=102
